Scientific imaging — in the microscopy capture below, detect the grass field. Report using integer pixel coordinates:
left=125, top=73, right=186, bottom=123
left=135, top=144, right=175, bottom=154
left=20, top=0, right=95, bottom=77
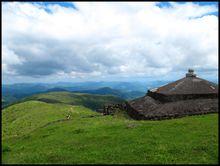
left=2, top=99, right=218, bottom=164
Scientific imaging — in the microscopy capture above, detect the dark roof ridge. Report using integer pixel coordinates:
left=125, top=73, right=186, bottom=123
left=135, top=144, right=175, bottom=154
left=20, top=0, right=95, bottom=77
left=149, top=75, right=218, bottom=95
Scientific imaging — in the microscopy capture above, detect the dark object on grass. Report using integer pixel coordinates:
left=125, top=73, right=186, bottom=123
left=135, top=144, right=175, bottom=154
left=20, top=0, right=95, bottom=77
left=102, top=69, right=218, bottom=120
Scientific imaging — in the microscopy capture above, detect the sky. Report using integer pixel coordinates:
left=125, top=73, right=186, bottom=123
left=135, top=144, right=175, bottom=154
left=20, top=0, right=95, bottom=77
left=2, top=2, right=219, bottom=84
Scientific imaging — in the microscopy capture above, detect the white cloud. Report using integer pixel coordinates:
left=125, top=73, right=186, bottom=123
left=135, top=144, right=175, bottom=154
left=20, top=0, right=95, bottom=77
left=2, top=45, right=24, bottom=75
left=2, top=2, right=218, bottom=83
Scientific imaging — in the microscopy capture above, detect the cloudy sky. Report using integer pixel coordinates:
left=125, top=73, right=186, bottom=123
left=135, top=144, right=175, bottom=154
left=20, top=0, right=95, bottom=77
left=2, top=2, right=218, bottom=84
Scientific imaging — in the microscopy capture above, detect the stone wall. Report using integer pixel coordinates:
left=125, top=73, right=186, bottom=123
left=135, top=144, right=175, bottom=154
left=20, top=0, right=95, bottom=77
left=140, top=98, right=219, bottom=120
left=101, top=103, right=128, bottom=115
left=101, top=102, right=148, bottom=119
left=100, top=98, right=218, bottom=121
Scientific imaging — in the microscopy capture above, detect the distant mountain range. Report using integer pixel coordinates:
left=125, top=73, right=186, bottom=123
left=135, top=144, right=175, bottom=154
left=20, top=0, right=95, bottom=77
left=1, top=80, right=180, bottom=108
left=45, top=87, right=145, bottom=100
left=71, top=87, right=145, bottom=100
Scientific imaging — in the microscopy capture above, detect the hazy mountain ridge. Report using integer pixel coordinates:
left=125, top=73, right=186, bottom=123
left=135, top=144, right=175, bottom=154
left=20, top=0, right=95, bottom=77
left=2, top=81, right=163, bottom=108
left=4, top=79, right=216, bottom=108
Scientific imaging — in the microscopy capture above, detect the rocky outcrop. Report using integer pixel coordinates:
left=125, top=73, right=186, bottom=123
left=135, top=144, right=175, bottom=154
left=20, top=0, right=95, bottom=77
left=101, top=103, right=128, bottom=115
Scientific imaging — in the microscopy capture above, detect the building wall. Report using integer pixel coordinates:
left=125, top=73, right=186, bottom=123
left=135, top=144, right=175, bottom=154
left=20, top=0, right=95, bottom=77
left=147, top=90, right=218, bottom=103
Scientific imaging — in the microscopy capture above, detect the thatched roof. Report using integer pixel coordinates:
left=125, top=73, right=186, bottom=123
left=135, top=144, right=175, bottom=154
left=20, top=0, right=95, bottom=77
left=153, top=77, right=218, bottom=95
left=126, top=69, right=218, bottom=120
left=127, top=95, right=218, bottom=120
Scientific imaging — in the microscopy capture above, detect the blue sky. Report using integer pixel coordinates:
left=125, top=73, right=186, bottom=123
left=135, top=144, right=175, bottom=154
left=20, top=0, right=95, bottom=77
left=32, top=2, right=218, bottom=8
left=33, top=2, right=75, bottom=8
left=31, top=2, right=219, bottom=16
left=2, top=2, right=218, bottom=84
left=156, top=2, right=218, bottom=16
left=33, top=1, right=219, bottom=15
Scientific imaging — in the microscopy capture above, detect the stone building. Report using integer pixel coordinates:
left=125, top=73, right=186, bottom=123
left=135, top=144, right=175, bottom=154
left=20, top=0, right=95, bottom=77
left=103, top=69, right=218, bottom=120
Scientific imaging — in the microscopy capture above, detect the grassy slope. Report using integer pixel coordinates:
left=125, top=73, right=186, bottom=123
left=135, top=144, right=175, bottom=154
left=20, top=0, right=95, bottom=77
left=18, top=91, right=124, bottom=110
left=2, top=100, right=218, bottom=164
left=2, top=101, right=97, bottom=139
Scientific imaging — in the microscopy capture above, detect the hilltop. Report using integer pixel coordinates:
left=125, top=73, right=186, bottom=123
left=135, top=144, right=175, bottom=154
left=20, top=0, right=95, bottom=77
left=2, top=92, right=218, bottom=164
left=7, top=91, right=125, bottom=111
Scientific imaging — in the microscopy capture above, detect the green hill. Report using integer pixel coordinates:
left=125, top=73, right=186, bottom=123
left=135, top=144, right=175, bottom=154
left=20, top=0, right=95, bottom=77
left=5, top=91, right=125, bottom=111
left=2, top=101, right=98, bottom=139
left=72, top=87, right=145, bottom=100
left=2, top=99, right=218, bottom=164
left=2, top=81, right=148, bottom=107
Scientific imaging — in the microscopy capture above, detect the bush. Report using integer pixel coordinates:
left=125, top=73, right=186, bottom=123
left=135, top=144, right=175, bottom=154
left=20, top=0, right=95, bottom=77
left=2, top=145, right=11, bottom=153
